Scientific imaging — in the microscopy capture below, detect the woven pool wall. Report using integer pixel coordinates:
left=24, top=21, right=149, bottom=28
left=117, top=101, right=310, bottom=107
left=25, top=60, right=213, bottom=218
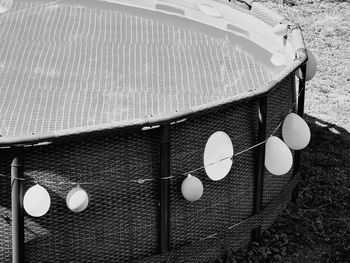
left=0, top=72, right=298, bottom=262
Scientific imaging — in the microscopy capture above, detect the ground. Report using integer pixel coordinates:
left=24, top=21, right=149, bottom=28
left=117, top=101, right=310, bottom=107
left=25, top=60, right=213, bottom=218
left=215, top=0, right=350, bottom=262
left=264, top=0, right=350, bottom=132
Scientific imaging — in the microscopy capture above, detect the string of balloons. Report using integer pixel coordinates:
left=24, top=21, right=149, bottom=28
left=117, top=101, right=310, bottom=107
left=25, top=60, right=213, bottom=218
left=181, top=88, right=312, bottom=201
left=0, top=81, right=308, bottom=216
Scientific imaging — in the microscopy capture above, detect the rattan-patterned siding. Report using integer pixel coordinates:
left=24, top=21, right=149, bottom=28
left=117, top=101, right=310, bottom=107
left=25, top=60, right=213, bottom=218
left=169, top=101, right=258, bottom=249
left=0, top=73, right=297, bottom=263
left=0, top=149, right=12, bottom=263
left=0, top=129, right=161, bottom=262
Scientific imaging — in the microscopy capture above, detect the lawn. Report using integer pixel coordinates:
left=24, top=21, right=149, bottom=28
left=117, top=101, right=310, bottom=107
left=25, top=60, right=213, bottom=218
left=214, top=0, right=350, bottom=262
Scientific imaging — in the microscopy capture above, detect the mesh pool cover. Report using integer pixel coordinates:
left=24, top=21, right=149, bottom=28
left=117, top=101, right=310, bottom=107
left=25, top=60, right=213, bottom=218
left=0, top=0, right=272, bottom=137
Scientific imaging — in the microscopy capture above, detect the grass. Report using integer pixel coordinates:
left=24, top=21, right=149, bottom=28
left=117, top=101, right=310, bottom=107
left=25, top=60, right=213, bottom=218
left=213, top=0, right=350, bottom=262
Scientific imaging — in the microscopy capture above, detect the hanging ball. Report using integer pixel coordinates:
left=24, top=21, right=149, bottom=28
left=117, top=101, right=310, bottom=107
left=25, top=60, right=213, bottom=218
left=282, top=113, right=311, bottom=150
left=273, top=24, right=289, bottom=36
left=23, top=184, right=51, bottom=217
left=181, top=174, right=203, bottom=202
left=204, top=131, right=234, bottom=181
left=265, top=136, right=293, bottom=176
left=66, top=186, right=89, bottom=213
left=305, top=49, right=317, bottom=81
left=271, top=52, right=287, bottom=66
left=0, top=0, right=13, bottom=14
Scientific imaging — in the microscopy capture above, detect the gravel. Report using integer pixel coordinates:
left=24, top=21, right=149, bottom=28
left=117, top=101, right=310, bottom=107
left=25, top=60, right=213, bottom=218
left=262, top=0, right=350, bottom=131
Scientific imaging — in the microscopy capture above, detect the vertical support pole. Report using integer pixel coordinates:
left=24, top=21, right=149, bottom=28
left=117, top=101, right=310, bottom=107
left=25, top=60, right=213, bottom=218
left=297, top=65, right=306, bottom=118
left=160, top=124, right=170, bottom=253
left=293, top=64, right=306, bottom=176
left=11, top=147, right=25, bottom=263
left=252, top=96, right=267, bottom=242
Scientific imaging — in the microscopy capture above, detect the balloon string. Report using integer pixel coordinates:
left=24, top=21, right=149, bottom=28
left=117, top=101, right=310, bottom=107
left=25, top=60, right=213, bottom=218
left=190, top=215, right=259, bottom=246
left=0, top=174, right=25, bottom=181
left=38, top=181, right=94, bottom=185
left=227, top=216, right=252, bottom=230
left=161, top=176, right=175, bottom=180
left=234, top=139, right=268, bottom=157
left=0, top=172, right=171, bottom=185
left=182, top=155, right=233, bottom=176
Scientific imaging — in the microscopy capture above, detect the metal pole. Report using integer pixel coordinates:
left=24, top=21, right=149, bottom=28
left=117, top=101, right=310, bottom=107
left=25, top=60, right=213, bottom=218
left=293, top=64, right=306, bottom=176
left=252, top=96, right=267, bottom=241
left=160, top=124, right=170, bottom=253
left=11, top=147, right=25, bottom=263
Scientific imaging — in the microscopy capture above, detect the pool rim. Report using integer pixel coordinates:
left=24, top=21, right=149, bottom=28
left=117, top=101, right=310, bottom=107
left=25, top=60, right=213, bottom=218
left=0, top=0, right=308, bottom=147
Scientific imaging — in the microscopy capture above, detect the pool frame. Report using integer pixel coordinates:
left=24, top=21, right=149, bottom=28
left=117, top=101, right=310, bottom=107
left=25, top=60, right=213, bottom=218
left=0, top=0, right=308, bottom=262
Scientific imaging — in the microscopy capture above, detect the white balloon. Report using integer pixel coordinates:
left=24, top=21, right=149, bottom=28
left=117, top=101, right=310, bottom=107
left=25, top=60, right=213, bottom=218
left=181, top=175, right=203, bottom=202
left=273, top=24, right=288, bottom=36
left=271, top=52, right=287, bottom=66
left=204, top=131, right=233, bottom=181
left=24, top=184, right=51, bottom=217
left=265, top=136, right=293, bottom=176
left=0, top=0, right=13, bottom=14
left=282, top=113, right=311, bottom=150
left=305, top=49, right=317, bottom=81
left=205, top=158, right=233, bottom=181
left=66, top=186, right=89, bottom=213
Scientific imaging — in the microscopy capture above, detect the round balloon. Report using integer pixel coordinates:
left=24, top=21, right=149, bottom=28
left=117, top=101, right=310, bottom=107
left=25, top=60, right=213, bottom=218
left=273, top=24, right=288, bottom=36
left=181, top=175, right=203, bottom=202
left=23, top=184, right=51, bottom=217
left=204, top=131, right=234, bottom=181
left=270, top=52, right=287, bottom=66
left=66, top=186, right=89, bottom=213
left=282, top=113, right=311, bottom=150
left=0, top=0, right=13, bottom=14
left=305, top=49, right=317, bottom=81
left=265, top=136, right=293, bottom=176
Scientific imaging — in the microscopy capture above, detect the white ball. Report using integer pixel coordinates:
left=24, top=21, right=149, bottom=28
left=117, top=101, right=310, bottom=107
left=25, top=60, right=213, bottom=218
left=24, top=184, right=51, bottom=217
left=181, top=175, right=203, bottom=202
left=271, top=52, right=287, bottom=66
left=282, top=113, right=311, bottom=150
left=204, top=131, right=234, bottom=181
left=265, top=136, right=293, bottom=176
left=305, top=49, right=317, bottom=81
left=273, top=24, right=288, bottom=36
left=66, top=187, right=89, bottom=213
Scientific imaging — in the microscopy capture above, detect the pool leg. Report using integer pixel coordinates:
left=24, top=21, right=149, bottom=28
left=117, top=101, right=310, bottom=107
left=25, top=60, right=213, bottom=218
left=293, top=64, right=307, bottom=177
left=160, top=124, right=170, bottom=254
left=252, top=96, right=267, bottom=242
left=11, top=147, right=25, bottom=263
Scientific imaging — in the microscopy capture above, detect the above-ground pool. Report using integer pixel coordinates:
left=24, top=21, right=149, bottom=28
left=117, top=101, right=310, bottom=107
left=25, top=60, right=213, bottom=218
left=0, top=0, right=309, bottom=262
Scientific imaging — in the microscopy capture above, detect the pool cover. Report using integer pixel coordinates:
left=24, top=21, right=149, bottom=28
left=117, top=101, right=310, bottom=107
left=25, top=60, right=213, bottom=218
left=0, top=0, right=272, bottom=137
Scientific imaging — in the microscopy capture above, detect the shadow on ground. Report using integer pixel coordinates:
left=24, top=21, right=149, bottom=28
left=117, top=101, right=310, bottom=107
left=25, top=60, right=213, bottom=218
left=214, top=114, right=350, bottom=263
